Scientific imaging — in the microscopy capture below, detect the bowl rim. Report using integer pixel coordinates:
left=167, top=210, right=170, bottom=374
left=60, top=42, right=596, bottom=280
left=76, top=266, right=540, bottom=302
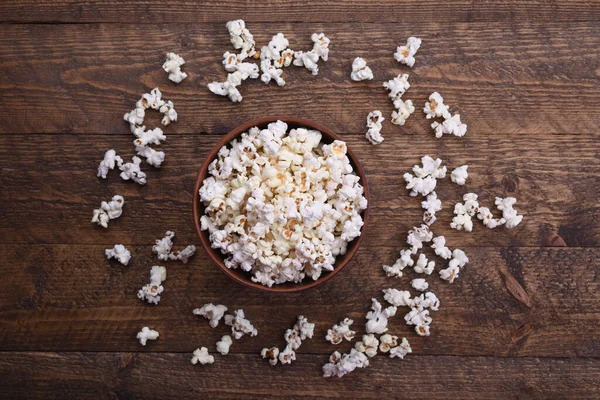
left=193, top=116, right=370, bottom=293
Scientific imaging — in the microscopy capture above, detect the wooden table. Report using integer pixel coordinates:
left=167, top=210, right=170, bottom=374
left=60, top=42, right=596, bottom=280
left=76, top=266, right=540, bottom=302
left=1, top=1, right=599, bottom=398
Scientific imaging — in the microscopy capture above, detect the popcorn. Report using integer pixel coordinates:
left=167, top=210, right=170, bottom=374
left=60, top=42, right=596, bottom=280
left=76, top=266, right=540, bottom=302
left=123, top=88, right=176, bottom=139
left=440, top=249, right=469, bottom=283
left=97, top=150, right=123, bottom=179
left=326, top=318, right=355, bottom=344
left=382, top=249, right=414, bottom=278
left=193, top=303, right=228, bottom=328
left=431, top=236, right=452, bottom=259
left=311, top=33, right=330, bottom=61
left=495, top=197, right=524, bottom=228
left=224, top=309, right=257, bottom=339
left=208, top=71, right=245, bottom=102
left=136, top=145, right=165, bottom=168
left=136, top=327, right=159, bottom=346
left=477, top=206, right=505, bottom=229
left=439, top=265, right=460, bottom=283
left=390, top=99, right=415, bottom=125
left=137, top=266, right=167, bottom=305
left=413, top=253, right=435, bottom=275
left=424, top=92, right=450, bottom=120
left=366, top=298, right=397, bottom=334
left=404, top=156, right=446, bottom=197
left=350, top=57, right=374, bottom=81
left=413, top=291, right=440, bottom=311
left=153, top=231, right=197, bottom=263
left=191, top=347, right=214, bottom=365
left=92, top=195, right=125, bottom=228
left=199, top=122, right=367, bottom=286
left=451, top=165, right=469, bottom=185
left=216, top=335, right=232, bottom=355
left=394, top=37, right=422, bottom=68
left=383, top=74, right=410, bottom=101
left=261, top=347, right=280, bottom=366
left=407, top=224, right=433, bottom=254
left=159, top=101, right=178, bottom=126
left=422, top=191, right=442, bottom=225
left=169, top=245, right=197, bottom=263
left=226, top=19, right=256, bottom=60
left=378, top=334, right=398, bottom=353
left=133, top=127, right=166, bottom=147
left=260, top=59, right=286, bottom=86
left=294, top=315, right=315, bottom=340
left=389, top=337, right=412, bottom=359
left=365, top=110, right=385, bottom=145
left=355, top=334, right=379, bottom=357
left=431, top=114, right=467, bottom=138
left=162, top=52, right=187, bottom=83
left=322, top=349, right=369, bottom=378
left=279, top=344, right=297, bottom=364
left=119, top=156, right=147, bottom=185
left=451, top=193, right=479, bottom=231
left=404, top=307, right=432, bottom=336
left=105, top=244, right=131, bottom=266
left=411, top=278, right=429, bottom=292
left=293, top=33, right=330, bottom=75
left=382, top=288, right=413, bottom=307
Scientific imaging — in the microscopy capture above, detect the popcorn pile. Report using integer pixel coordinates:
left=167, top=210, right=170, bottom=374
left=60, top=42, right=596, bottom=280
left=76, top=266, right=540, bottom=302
left=198, top=120, right=368, bottom=287
left=209, top=20, right=330, bottom=102
left=261, top=315, right=315, bottom=366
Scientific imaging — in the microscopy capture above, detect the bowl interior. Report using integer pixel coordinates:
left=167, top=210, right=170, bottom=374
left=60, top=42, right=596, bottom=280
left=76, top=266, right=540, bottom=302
left=193, top=116, right=369, bottom=292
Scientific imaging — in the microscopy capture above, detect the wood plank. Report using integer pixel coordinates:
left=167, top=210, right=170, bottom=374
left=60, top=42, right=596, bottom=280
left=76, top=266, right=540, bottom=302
left=0, top=134, right=598, bottom=246
left=1, top=22, right=599, bottom=135
left=2, top=0, right=600, bottom=24
left=1, top=243, right=598, bottom=356
left=0, top=352, right=598, bottom=399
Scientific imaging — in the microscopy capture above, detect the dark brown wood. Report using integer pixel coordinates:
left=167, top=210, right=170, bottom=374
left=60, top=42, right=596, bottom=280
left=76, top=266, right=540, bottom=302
left=1, top=22, right=600, bottom=135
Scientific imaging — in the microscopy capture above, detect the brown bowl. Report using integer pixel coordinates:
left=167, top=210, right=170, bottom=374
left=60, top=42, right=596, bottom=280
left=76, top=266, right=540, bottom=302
left=193, top=116, right=370, bottom=292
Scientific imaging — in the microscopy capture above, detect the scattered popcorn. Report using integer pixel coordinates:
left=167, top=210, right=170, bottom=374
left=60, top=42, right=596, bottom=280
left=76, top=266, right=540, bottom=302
left=137, top=266, right=166, bottom=305
left=355, top=334, right=379, bottom=357
left=378, top=334, right=398, bottom=353
left=311, top=33, right=330, bottom=61
left=293, top=33, right=330, bottom=75
left=168, top=245, right=197, bottom=263
left=451, top=165, right=469, bottom=185
left=431, top=114, right=468, bottom=138
left=366, top=110, right=385, bottom=145
left=92, top=195, right=125, bottom=228
left=226, top=19, right=257, bottom=60
left=440, top=249, right=469, bottom=283
left=193, top=303, right=228, bottom=328
left=97, top=149, right=123, bottom=179
left=260, top=33, right=292, bottom=85
left=365, top=298, right=397, bottom=334
left=208, top=71, right=245, bottom=102
left=322, top=349, right=369, bottom=378
left=326, top=318, right=355, bottom=344
left=390, top=99, right=415, bottom=125
left=136, top=327, right=159, bottom=346
left=451, top=193, right=479, bottom=232
left=123, top=87, right=176, bottom=137
left=382, top=288, right=414, bottom=307
left=279, top=343, right=297, bottom=364
left=105, top=244, right=131, bottom=266
left=439, top=265, right=460, bottom=283
left=477, top=206, right=505, bottom=229
left=394, top=37, right=422, bottom=68
left=411, top=278, right=429, bottom=292
left=191, top=347, right=214, bottom=365
left=431, top=236, right=452, bottom=259
left=136, top=145, right=165, bottom=168
left=261, top=347, right=280, bottom=366
left=260, top=59, right=286, bottom=86
left=495, top=197, right=524, bottom=228
left=422, top=191, right=442, bottom=225
left=412, top=292, right=440, bottom=311
left=159, top=101, right=178, bottom=126
left=294, top=315, right=315, bottom=340
left=413, top=253, right=435, bottom=275
left=424, top=92, right=450, bottom=120
left=407, top=224, right=433, bottom=254
left=350, top=57, right=374, bottom=81
left=162, top=52, right=187, bottom=83
left=383, top=74, right=410, bottom=102
left=152, top=231, right=197, bottom=263
left=389, top=337, right=412, bottom=359
left=404, top=307, right=432, bottom=336
left=133, top=127, right=166, bottom=147
left=199, top=122, right=367, bottom=286
left=224, top=309, right=257, bottom=339
left=216, top=335, right=232, bottom=355
left=404, top=156, right=446, bottom=197
left=383, top=249, right=415, bottom=278
left=119, top=156, right=147, bottom=185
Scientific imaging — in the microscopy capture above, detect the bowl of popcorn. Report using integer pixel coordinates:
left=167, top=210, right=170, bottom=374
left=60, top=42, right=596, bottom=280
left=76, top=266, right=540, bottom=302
left=194, top=117, right=369, bottom=292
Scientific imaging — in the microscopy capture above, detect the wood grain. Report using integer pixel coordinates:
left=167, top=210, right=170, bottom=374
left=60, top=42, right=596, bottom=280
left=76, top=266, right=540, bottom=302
left=2, top=0, right=600, bottom=24
left=0, top=134, right=597, bottom=246
left=0, top=352, right=598, bottom=399
left=1, top=243, right=598, bottom=357
left=1, top=22, right=599, bottom=135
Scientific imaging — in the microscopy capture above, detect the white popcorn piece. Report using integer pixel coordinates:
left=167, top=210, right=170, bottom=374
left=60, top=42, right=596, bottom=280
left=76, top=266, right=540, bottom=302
left=136, top=327, right=159, bottom=346
left=413, top=291, right=440, bottom=311
left=439, top=265, right=460, bottom=283
left=208, top=71, right=245, bottom=102
left=278, top=343, right=296, bottom=365
left=153, top=231, right=174, bottom=261
left=159, top=101, right=178, bottom=126
left=193, top=303, right=228, bottom=328
left=260, top=59, right=286, bottom=86
left=191, top=347, right=214, bottom=365
left=431, top=114, right=468, bottom=138
left=394, top=37, right=422, bottom=68
left=163, top=52, right=188, bottom=83
left=136, top=145, right=165, bottom=168
left=404, top=156, right=446, bottom=197
left=365, top=110, right=385, bottom=145
left=404, top=307, right=432, bottom=336
left=424, top=92, right=450, bottom=120
left=383, top=74, right=410, bottom=101
left=105, top=244, right=131, bottom=266
left=226, top=19, right=257, bottom=60
left=378, top=334, right=398, bottom=353
left=350, top=57, right=374, bottom=81
left=355, top=334, right=379, bottom=357
left=389, top=337, right=412, bottom=359
left=413, top=253, right=435, bottom=275
left=382, top=249, right=414, bottom=278
left=137, top=266, right=167, bottom=305
left=261, top=347, right=280, bottom=366
left=294, top=315, right=315, bottom=340
left=216, top=335, right=232, bottom=355
left=224, top=309, right=257, bottom=339
left=477, top=206, right=506, bottom=229
left=133, top=127, right=166, bottom=147
left=451, top=165, right=469, bottom=185
left=168, top=245, right=197, bottom=264
left=92, top=195, right=125, bottom=228
left=322, top=349, right=369, bottom=378
left=422, top=191, right=442, bottom=225
left=440, top=249, right=468, bottom=283
left=495, top=197, right=524, bottom=228
left=123, top=88, right=176, bottom=139
left=366, top=298, right=397, bottom=334
left=311, top=33, right=330, bottom=61
left=292, top=50, right=320, bottom=75
left=382, top=288, right=413, bottom=307
left=326, top=318, right=355, bottom=344
left=431, top=236, right=452, bottom=259
left=391, top=99, right=415, bottom=125
left=97, top=149, right=123, bottom=179
left=411, top=278, right=429, bottom=292
left=119, top=156, right=147, bottom=185
left=451, top=193, right=479, bottom=232
left=407, top=224, right=433, bottom=254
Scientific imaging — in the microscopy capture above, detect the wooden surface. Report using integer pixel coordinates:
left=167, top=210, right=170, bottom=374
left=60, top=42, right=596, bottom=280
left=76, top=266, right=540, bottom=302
left=0, top=1, right=599, bottom=398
